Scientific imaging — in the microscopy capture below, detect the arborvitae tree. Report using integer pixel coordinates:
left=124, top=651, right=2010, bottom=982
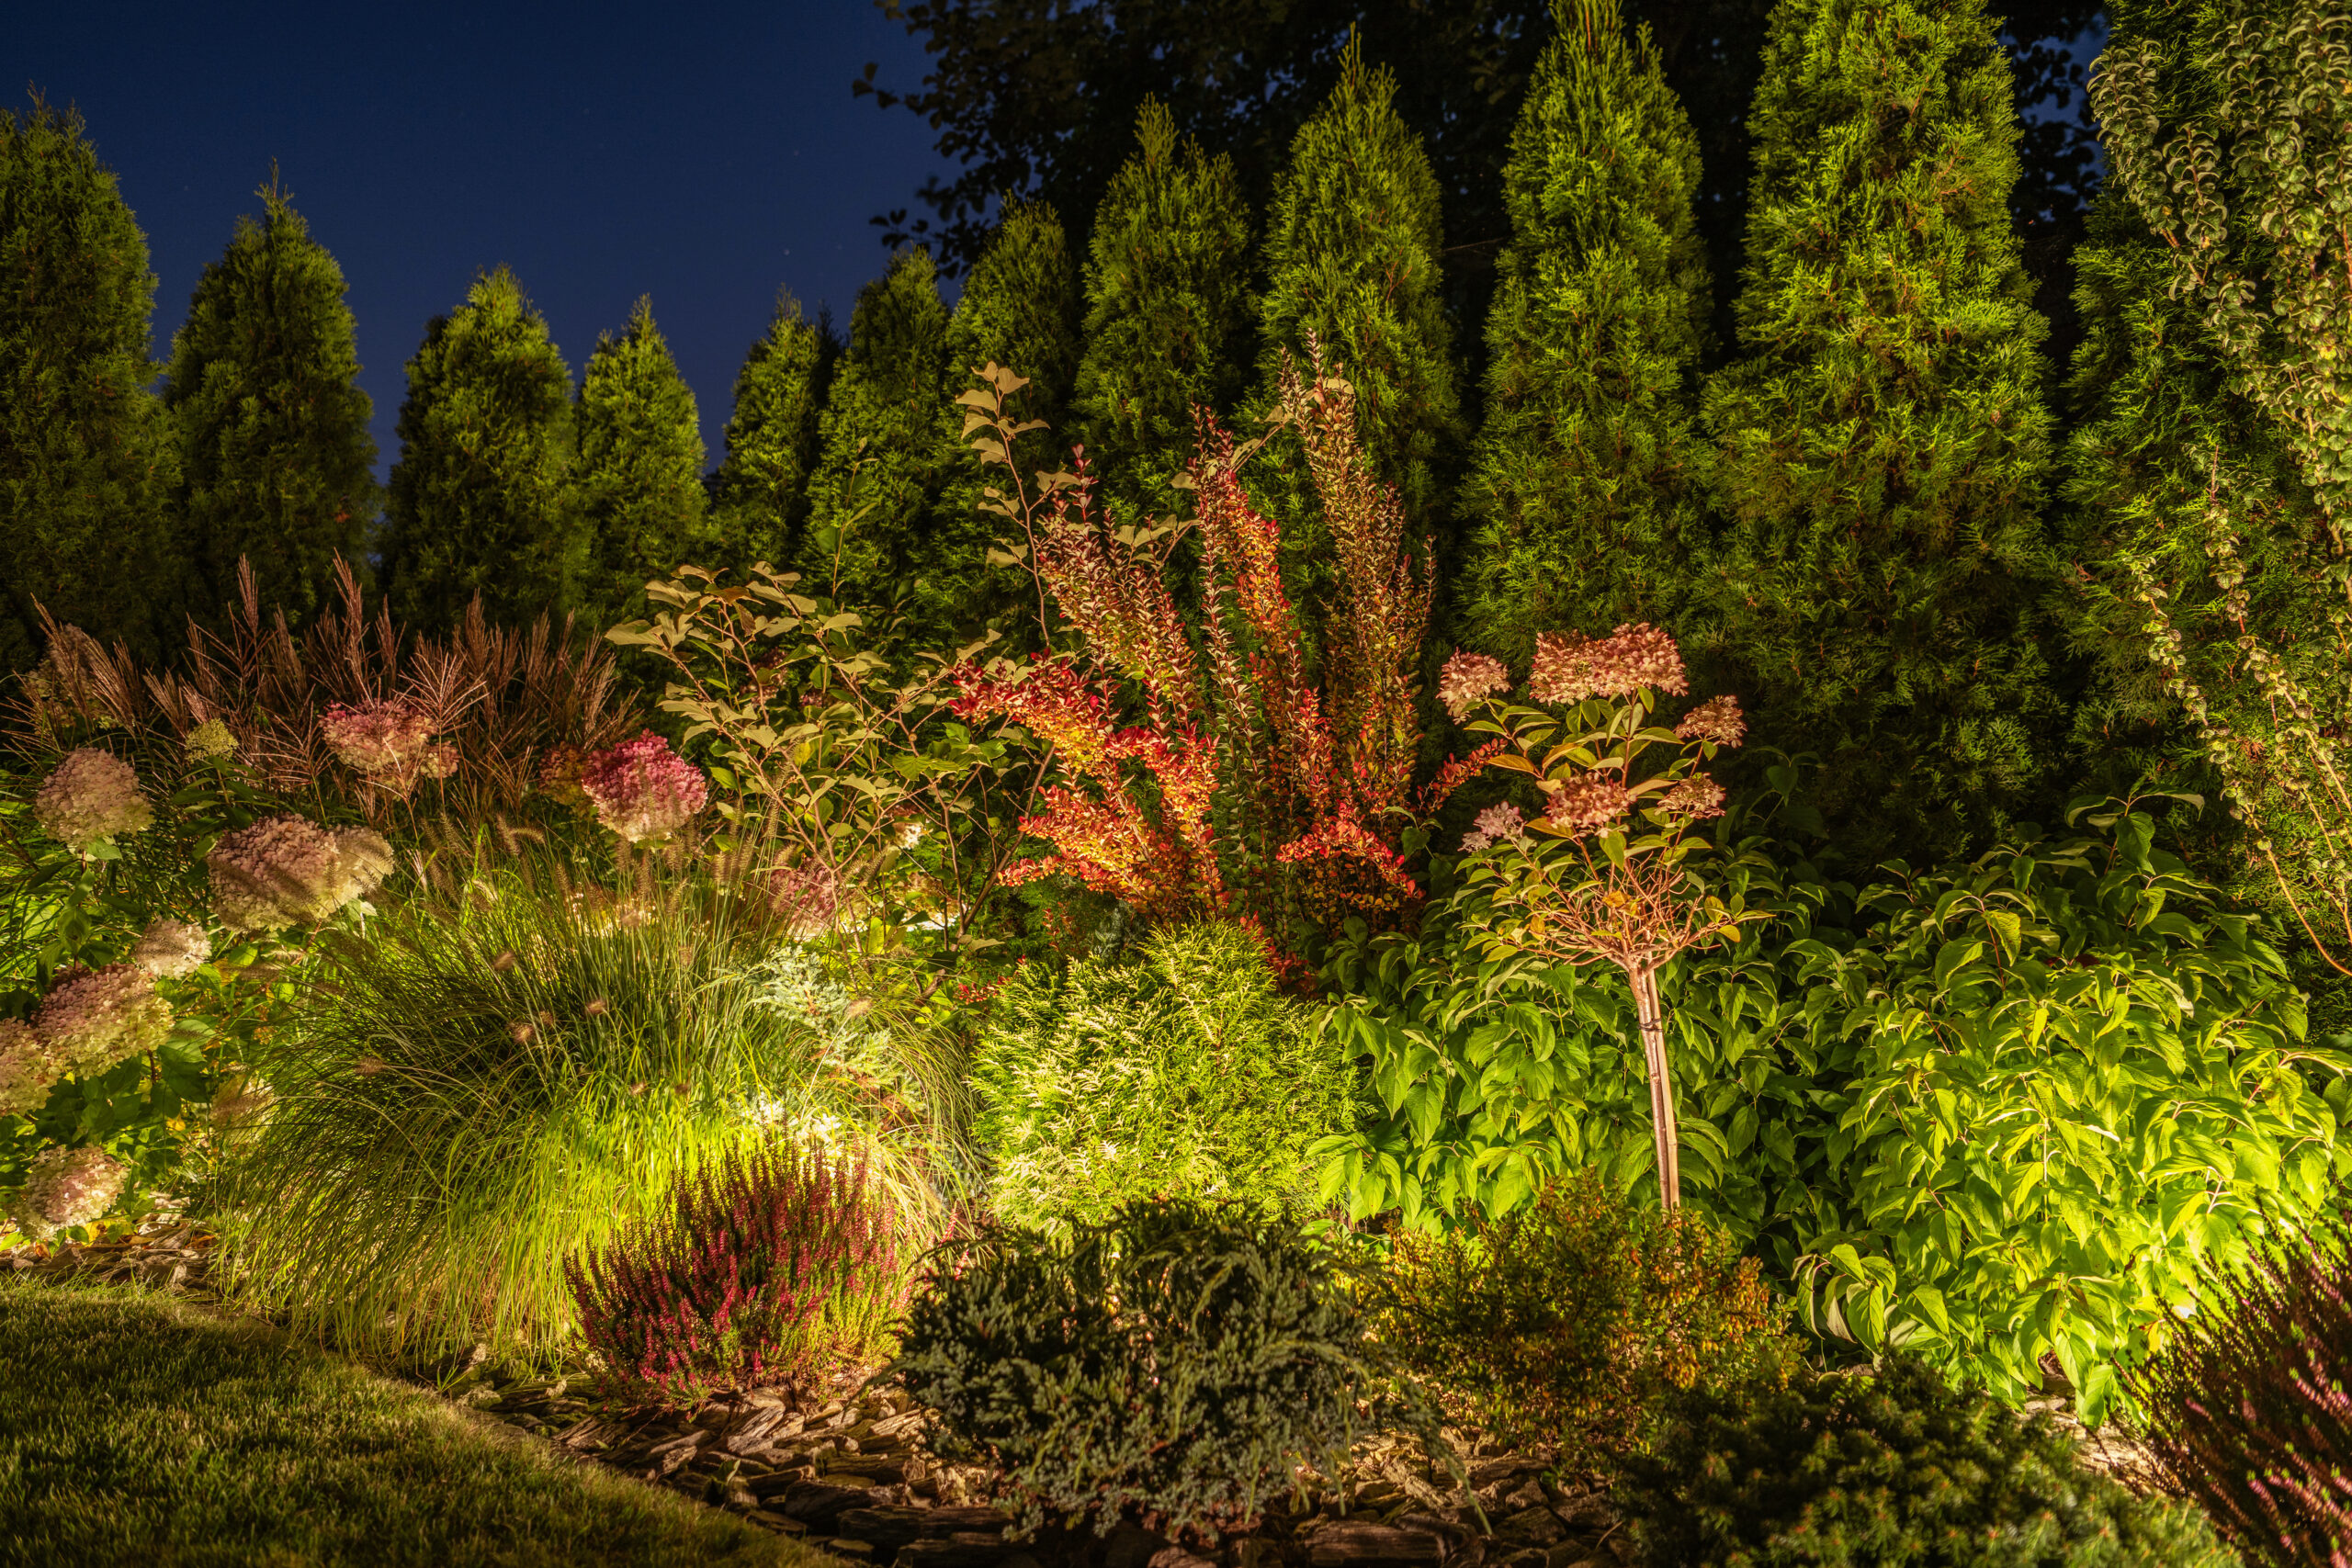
left=379, top=266, right=583, bottom=629
left=573, top=296, right=711, bottom=628
left=164, top=178, right=377, bottom=626
left=797, top=249, right=953, bottom=621
left=1256, top=40, right=1463, bottom=526
left=1697, top=0, right=2061, bottom=857
left=938, top=201, right=1085, bottom=648
left=709, top=292, right=835, bottom=572
left=1073, top=101, right=1255, bottom=519
left=1460, top=0, right=1712, bottom=664
left=0, top=97, right=178, bottom=668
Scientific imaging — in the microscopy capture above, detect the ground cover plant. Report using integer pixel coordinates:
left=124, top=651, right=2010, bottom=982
left=0, top=1277, right=804, bottom=1567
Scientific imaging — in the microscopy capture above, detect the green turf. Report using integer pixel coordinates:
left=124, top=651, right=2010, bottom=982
left=0, top=1277, right=812, bottom=1567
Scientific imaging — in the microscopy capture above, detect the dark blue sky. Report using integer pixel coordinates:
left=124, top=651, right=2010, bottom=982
left=11, top=2, right=947, bottom=475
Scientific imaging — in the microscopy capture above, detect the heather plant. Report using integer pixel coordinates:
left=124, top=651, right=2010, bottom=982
left=1377, top=1168, right=1790, bottom=1475
left=970, top=921, right=1357, bottom=1234
left=2126, top=1210, right=2352, bottom=1566
left=1616, top=1356, right=2239, bottom=1566
left=893, top=1200, right=1435, bottom=1541
left=568, top=1141, right=902, bottom=1406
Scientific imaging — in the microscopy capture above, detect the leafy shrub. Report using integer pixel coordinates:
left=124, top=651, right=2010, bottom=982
left=892, top=1200, right=1423, bottom=1541
left=971, top=922, right=1357, bottom=1232
left=2126, top=1211, right=2352, bottom=1566
left=1615, top=1355, right=2240, bottom=1567
left=568, top=1140, right=902, bottom=1405
left=1377, top=1168, right=1789, bottom=1471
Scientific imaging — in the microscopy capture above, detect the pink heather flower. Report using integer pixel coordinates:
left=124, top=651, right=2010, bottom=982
left=0, top=1019, right=62, bottom=1119
left=1461, top=801, right=1527, bottom=853
left=32, top=749, right=153, bottom=852
left=1544, top=773, right=1636, bottom=839
left=207, top=816, right=394, bottom=932
left=1660, top=774, right=1727, bottom=822
left=1676, top=694, right=1747, bottom=749
left=8, top=1144, right=130, bottom=1239
left=34, top=964, right=173, bottom=1078
left=320, top=699, right=447, bottom=797
left=1527, top=625, right=1689, bottom=705
left=580, top=732, right=709, bottom=843
left=1436, top=651, right=1513, bottom=721
left=129, top=919, right=211, bottom=979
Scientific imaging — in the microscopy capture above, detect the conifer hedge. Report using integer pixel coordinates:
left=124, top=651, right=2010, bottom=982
left=709, top=293, right=834, bottom=573
left=574, top=296, right=711, bottom=630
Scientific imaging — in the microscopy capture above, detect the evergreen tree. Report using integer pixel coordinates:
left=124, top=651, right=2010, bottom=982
left=1073, top=101, right=1255, bottom=518
left=379, top=266, right=583, bottom=629
left=0, top=97, right=179, bottom=668
left=796, top=249, right=953, bottom=621
left=1697, top=0, right=2061, bottom=856
left=164, top=177, right=377, bottom=626
left=1460, top=0, right=1712, bottom=664
left=574, top=296, right=712, bottom=628
left=709, top=292, right=835, bottom=572
left=1256, top=40, right=1463, bottom=525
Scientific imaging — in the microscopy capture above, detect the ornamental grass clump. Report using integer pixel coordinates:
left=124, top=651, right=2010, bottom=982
left=568, top=1141, right=901, bottom=1406
left=2126, top=1211, right=2352, bottom=1565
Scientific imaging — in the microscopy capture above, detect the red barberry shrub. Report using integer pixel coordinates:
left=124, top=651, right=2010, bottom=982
left=566, top=1141, right=903, bottom=1406
left=2125, top=1211, right=2352, bottom=1567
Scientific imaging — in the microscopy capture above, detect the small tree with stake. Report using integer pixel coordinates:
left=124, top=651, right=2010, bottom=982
left=1440, top=626, right=1757, bottom=1211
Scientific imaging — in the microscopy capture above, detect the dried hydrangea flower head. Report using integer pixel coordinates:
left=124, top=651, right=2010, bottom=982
left=1460, top=802, right=1527, bottom=854
left=580, top=732, right=709, bottom=843
left=129, top=919, right=211, bottom=979
left=1528, top=625, right=1688, bottom=705
left=34, top=964, right=174, bottom=1078
left=0, top=1018, right=63, bottom=1118
left=207, top=816, right=395, bottom=932
left=1675, top=695, right=1746, bottom=749
left=536, top=742, right=593, bottom=811
left=32, top=749, right=153, bottom=852
left=320, top=699, right=452, bottom=798
left=6, top=1144, right=129, bottom=1240
left=1438, top=652, right=1513, bottom=721
left=183, top=717, right=238, bottom=762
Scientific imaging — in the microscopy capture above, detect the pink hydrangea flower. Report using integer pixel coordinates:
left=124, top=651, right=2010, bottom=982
left=1436, top=652, right=1513, bottom=721
left=1660, top=775, right=1727, bottom=821
left=34, top=964, right=173, bottom=1078
left=767, top=860, right=843, bottom=939
left=33, top=749, right=153, bottom=851
left=129, top=919, right=211, bottom=979
left=7, top=1144, right=130, bottom=1239
left=319, top=699, right=451, bottom=797
left=1544, top=773, right=1636, bottom=839
left=1528, top=625, right=1688, bottom=705
left=1675, top=695, right=1747, bottom=749
left=207, top=816, right=394, bottom=932
left=580, top=732, right=709, bottom=843
left=0, top=1019, right=62, bottom=1119
left=1460, top=801, right=1526, bottom=854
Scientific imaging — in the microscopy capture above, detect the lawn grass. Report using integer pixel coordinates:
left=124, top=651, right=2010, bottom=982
left=0, top=1276, right=812, bottom=1567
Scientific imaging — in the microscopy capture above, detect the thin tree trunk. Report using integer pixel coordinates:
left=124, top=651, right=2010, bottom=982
left=1629, top=960, right=1679, bottom=1211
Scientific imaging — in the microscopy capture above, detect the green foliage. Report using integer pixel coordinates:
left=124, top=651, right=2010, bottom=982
left=797, top=249, right=954, bottom=622
left=1697, top=0, right=2063, bottom=858
left=574, top=296, right=714, bottom=630
left=971, top=922, right=1357, bottom=1233
left=891, top=1201, right=1425, bottom=1540
left=1256, top=43, right=1462, bottom=530
left=1072, top=100, right=1256, bottom=519
left=379, top=266, right=584, bottom=629
left=709, top=292, right=834, bottom=571
left=1461, top=0, right=1712, bottom=660
left=1614, top=1355, right=2240, bottom=1567
left=162, top=180, right=377, bottom=626
left=1377, top=1168, right=1790, bottom=1472
left=0, top=96, right=179, bottom=668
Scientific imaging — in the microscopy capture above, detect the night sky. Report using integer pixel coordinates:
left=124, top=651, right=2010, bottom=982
left=9, top=2, right=947, bottom=476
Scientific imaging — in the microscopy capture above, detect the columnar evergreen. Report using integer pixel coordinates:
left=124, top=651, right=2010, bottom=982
left=164, top=180, right=377, bottom=626
left=574, top=296, right=711, bottom=628
left=379, top=266, right=583, bottom=629
left=1461, top=0, right=1712, bottom=663
left=797, top=249, right=953, bottom=620
left=1698, top=0, right=2060, bottom=855
left=1072, top=101, right=1255, bottom=517
left=709, top=293, right=834, bottom=572
left=0, top=98, right=178, bottom=667
left=1255, top=40, right=1463, bottom=525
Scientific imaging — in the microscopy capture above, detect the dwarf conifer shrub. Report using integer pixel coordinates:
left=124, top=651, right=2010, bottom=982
left=1615, top=1356, right=2238, bottom=1567
left=567, top=1141, right=901, bottom=1406
left=892, top=1201, right=1422, bottom=1541
left=2126, top=1212, right=2352, bottom=1566
left=1378, top=1168, right=1789, bottom=1472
